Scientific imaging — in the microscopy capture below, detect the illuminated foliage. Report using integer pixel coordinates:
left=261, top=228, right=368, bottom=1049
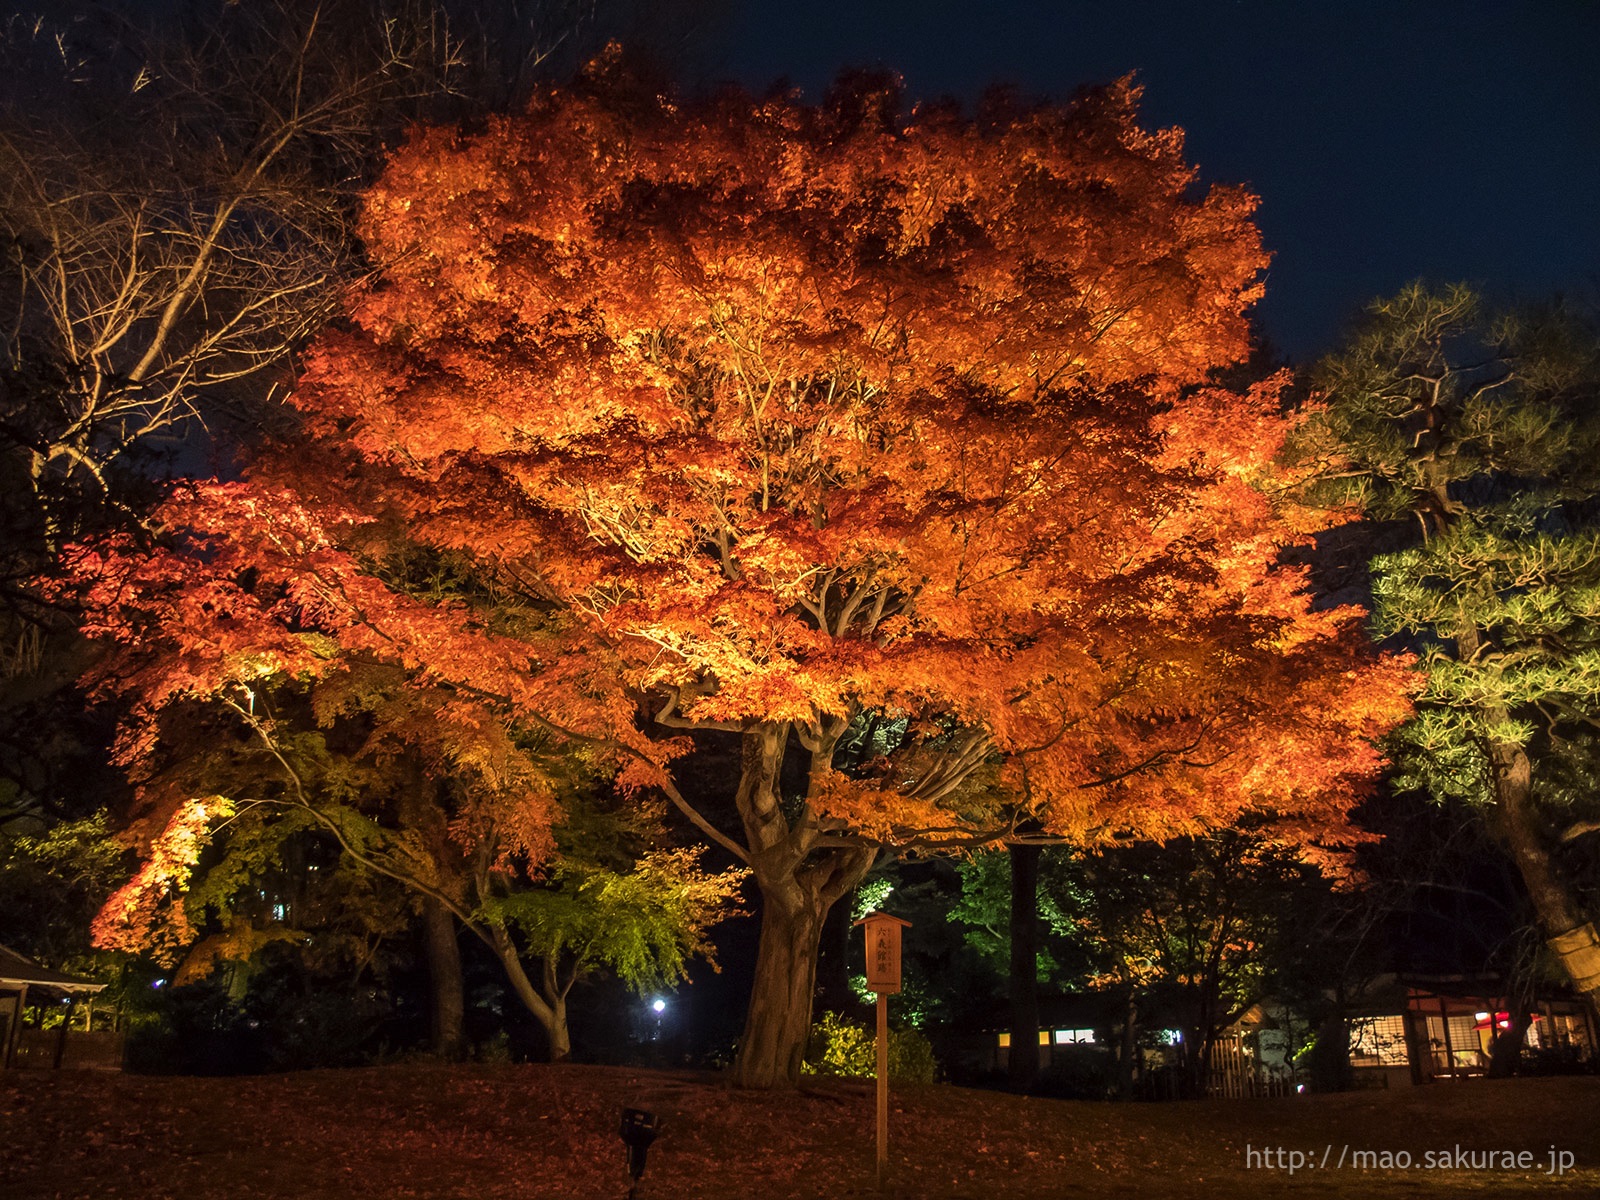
left=93, top=794, right=234, bottom=963
left=489, top=847, right=749, bottom=995
left=73, top=642, right=745, bottom=1060
left=68, top=62, right=1411, bottom=1085
left=802, top=1010, right=936, bottom=1083
left=952, top=851, right=1073, bottom=984
left=0, top=810, right=131, bottom=972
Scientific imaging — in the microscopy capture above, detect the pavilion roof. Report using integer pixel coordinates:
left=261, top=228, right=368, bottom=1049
left=0, top=944, right=106, bottom=995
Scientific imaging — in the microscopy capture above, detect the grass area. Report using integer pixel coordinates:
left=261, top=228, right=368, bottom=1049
left=2, top=1064, right=1596, bottom=1198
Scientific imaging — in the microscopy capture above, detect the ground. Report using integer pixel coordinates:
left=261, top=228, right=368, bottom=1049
left=2, top=1064, right=1595, bottom=1198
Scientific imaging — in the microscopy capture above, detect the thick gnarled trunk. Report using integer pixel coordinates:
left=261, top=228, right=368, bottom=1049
left=736, top=892, right=828, bottom=1087
left=730, top=723, right=876, bottom=1088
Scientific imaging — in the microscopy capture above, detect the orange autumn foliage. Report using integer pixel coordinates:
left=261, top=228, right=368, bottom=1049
left=261, top=67, right=1403, bottom=847
left=68, top=64, right=1412, bottom=1083
left=91, top=794, right=234, bottom=962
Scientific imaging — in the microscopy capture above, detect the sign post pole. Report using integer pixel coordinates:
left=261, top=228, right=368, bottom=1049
left=876, top=988, right=888, bottom=1185
left=853, top=911, right=910, bottom=1192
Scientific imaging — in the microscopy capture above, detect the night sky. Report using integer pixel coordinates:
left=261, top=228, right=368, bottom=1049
left=704, top=0, right=1599, bottom=362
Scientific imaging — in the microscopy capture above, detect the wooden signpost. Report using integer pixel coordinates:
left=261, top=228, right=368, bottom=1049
left=854, top=911, right=910, bottom=1190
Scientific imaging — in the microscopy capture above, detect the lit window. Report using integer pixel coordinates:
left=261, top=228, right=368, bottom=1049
left=1424, top=1015, right=1482, bottom=1071
left=1349, top=1015, right=1409, bottom=1066
left=997, top=1032, right=1011, bottom=1048
left=1039, top=1031, right=1050, bottom=1046
left=1527, top=1012, right=1595, bottom=1052
left=1054, top=1029, right=1095, bottom=1044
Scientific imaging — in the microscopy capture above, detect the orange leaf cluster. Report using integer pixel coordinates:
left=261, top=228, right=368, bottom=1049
left=90, top=795, right=232, bottom=963
left=71, top=69, right=1413, bottom=895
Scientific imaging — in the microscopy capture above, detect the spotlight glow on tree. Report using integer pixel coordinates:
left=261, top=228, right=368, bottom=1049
left=70, top=61, right=1412, bottom=1087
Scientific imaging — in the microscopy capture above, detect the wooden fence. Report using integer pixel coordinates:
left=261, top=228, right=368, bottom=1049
left=2, top=1021, right=124, bottom=1070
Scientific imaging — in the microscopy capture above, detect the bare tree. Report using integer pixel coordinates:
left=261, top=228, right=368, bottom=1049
left=1, top=0, right=728, bottom=542
left=0, top=0, right=623, bottom=820
left=2, top=2, right=472, bottom=533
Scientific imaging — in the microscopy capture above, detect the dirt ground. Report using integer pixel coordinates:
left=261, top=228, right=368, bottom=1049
left=2, top=1063, right=1596, bottom=1199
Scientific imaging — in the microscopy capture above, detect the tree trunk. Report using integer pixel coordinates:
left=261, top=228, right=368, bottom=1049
left=542, top=994, right=571, bottom=1062
left=1488, top=1009, right=1534, bottom=1078
left=734, top=889, right=829, bottom=1087
left=730, top=724, right=876, bottom=1088
left=487, top=928, right=571, bottom=1062
left=421, top=897, right=466, bottom=1060
left=1189, top=974, right=1225, bottom=1098
left=1493, top=742, right=1600, bottom=1011
left=1308, top=1012, right=1351, bottom=1093
left=815, top=888, right=856, bottom=1014
left=1489, top=954, right=1538, bottom=1078
left=1189, top=1025, right=1212, bottom=1099
left=1117, top=986, right=1138, bottom=1101
left=1008, top=842, right=1042, bottom=1093
left=733, top=855, right=876, bottom=1086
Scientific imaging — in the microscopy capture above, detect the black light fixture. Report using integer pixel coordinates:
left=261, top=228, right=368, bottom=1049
left=619, top=1107, right=661, bottom=1197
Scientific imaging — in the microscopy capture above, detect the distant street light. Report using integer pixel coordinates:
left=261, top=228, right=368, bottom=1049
left=648, top=997, right=668, bottom=1047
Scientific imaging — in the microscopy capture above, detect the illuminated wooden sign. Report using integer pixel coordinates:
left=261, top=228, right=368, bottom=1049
left=854, top=911, right=911, bottom=996
left=853, top=910, right=911, bottom=1185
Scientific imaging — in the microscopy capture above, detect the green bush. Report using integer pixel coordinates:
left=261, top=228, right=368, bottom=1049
left=804, top=1011, right=936, bottom=1083
left=889, top=1023, right=938, bottom=1084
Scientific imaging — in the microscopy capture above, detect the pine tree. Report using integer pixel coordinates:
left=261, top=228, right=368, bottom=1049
left=1292, top=282, right=1600, bottom=1008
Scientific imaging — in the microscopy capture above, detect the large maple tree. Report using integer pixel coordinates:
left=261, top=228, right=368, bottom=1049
left=71, top=64, right=1411, bottom=1086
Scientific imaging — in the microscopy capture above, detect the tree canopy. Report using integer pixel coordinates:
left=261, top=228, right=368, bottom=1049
left=67, top=64, right=1412, bottom=1085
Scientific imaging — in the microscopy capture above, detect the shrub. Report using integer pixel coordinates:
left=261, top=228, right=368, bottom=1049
left=804, top=1011, right=937, bottom=1083
left=1521, top=1045, right=1597, bottom=1076
left=1036, top=1045, right=1116, bottom=1100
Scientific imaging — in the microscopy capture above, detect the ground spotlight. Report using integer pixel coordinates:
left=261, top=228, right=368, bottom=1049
left=619, top=1107, right=660, bottom=1198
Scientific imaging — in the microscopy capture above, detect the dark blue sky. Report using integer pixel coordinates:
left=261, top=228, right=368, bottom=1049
left=704, top=0, right=1599, bottom=361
